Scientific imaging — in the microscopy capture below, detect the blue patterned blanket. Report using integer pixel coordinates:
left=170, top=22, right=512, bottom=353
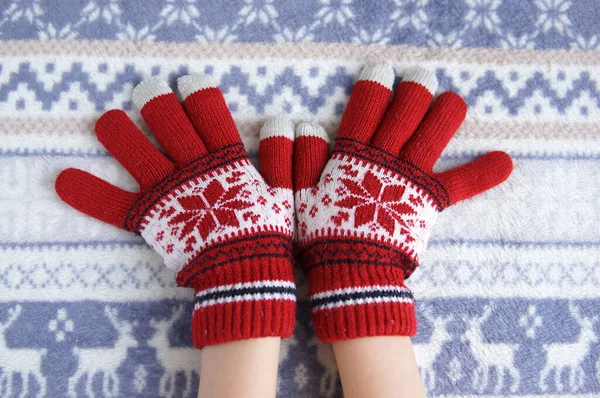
left=1, top=1, right=599, bottom=397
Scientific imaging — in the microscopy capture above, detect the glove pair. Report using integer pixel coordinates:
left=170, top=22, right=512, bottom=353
left=55, top=63, right=513, bottom=348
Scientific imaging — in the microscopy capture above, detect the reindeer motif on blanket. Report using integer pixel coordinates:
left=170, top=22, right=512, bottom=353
left=412, top=308, right=453, bottom=391
left=68, top=306, right=138, bottom=397
left=463, top=304, right=520, bottom=393
left=148, top=306, right=199, bottom=398
left=539, top=302, right=598, bottom=392
left=0, top=305, right=47, bottom=397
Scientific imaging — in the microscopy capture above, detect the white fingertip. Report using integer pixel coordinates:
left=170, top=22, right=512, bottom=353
left=358, top=63, right=395, bottom=90
left=177, top=74, right=218, bottom=101
left=260, top=115, right=295, bottom=141
left=132, top=77, right=173, bottom=110
left=402, top=67, right=438, bottom=96
left=295, top=122, right=329, bottom=143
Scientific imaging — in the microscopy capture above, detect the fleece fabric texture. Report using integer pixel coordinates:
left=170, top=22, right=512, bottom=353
left=0, top=1, right=599, bottom=397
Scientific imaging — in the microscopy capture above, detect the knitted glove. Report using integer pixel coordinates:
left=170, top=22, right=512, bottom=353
left=293, top=63, right=513, bottom=342
left=55, top=75, right=296, bottom=348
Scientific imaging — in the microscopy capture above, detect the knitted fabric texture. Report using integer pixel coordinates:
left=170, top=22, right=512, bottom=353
left=55, top=76, right=296, bottom=348
left=294, top=63, right=514, bottom=343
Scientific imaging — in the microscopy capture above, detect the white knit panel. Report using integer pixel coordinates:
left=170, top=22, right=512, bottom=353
left=296, top=155, right=439, bottom=262
left=140, top=162, right=293, bottom=272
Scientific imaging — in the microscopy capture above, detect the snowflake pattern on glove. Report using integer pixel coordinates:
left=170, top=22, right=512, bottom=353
left=334, top=169, right=421, bottom=235
left=166, top=179, right=254, bottom=241
left=141, top=162, right=292, bottom=272
left=297, top=156, right=438, bottom=262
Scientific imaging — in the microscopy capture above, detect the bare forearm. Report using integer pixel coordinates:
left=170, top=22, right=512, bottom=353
left=198, top=337, right=281, bottom=398
left=332, top=336, right=426, bottom=398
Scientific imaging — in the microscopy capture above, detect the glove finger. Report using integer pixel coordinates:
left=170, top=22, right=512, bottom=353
left=96, top=110, right=175, bottom=190
left=436, top=151, right=513, bottom=205
left=132, top=77, right=208, bottom=165
left=259, top=115, right=294, bottom=189
left=335, top=63, right=394, bottom=146
left=55, top=168, right=138, bottom=230
left=294, top=122, right=330, bottom=191
left=178, top=74, right=245, bottom=154
left=372, top=67, right=437, bottom=156
left=400, top=92, right=467, bottom=172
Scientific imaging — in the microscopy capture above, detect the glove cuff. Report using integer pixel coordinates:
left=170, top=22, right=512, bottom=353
left=304, top=240, right=417, bottom=343
left=177, top=234, right=296, bottom=348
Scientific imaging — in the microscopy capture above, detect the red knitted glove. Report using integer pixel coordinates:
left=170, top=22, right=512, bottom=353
left=55, top=75, right=296, bottom=348
left=293, top=63, right=513, bottom=342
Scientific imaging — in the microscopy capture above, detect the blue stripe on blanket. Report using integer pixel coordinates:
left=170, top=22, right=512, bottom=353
left=1, top=63, right=599, bottom=116
left=1, top=0, right=599, bottom=50
left=1, top=299, right=599, bottom=397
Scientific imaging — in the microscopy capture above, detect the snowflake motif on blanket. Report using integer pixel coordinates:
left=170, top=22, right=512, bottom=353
left=296, top=156, right=438, bottom=262
left=140, top=163, right=293, bottom=272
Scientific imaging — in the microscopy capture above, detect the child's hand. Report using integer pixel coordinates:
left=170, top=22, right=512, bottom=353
left=55, top=75, right=297, bottom=348
left=293, top=63, right=513, bottom=342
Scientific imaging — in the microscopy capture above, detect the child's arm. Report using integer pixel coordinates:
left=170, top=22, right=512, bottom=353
left=333, top=337, right=425, bottom=398
left=198, top=338, right=281, bottom=398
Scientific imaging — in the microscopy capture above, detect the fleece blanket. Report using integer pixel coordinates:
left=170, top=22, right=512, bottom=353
left=1, top=1, right=599, bottom=397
